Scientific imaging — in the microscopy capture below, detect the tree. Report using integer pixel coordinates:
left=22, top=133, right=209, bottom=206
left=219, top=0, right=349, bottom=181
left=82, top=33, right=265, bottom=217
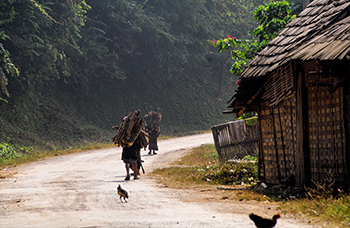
left=210, top=1, right=296, bottom=76
left=0, top=39, right=19, bottom=102
left=1, top=0, right=91, bottom=91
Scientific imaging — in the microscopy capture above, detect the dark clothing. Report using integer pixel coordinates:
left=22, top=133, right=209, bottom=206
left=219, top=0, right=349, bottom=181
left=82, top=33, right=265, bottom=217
left=122, top=142, right=140, bottom=163
left=131, top=159, right=143, bottom=172
left=148, top=130, right=159, bottom=151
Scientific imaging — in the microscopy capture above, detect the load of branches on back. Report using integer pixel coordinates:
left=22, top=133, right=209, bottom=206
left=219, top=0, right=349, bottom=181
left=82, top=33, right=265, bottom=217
left=112, top=110, right=148, bottom=148
left=144, top=111, right=162, bottom=133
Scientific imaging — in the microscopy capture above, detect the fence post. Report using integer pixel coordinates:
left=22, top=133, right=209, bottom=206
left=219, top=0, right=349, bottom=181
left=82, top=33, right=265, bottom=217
left=211, top=126, right=223, bottom=161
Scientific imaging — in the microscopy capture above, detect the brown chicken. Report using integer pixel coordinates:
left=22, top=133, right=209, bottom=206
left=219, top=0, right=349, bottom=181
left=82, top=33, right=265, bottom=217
left=117, top=184, right=128, bottom=203
left=249, top=213, right=280, bottom=228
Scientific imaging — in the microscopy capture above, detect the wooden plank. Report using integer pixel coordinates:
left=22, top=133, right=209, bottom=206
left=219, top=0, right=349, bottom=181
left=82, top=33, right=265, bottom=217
left=342, top=70, right=350, bottom=184
left=211, top=126, right=223, bottom=161
left=278, top=104, right=287, bottom=178
left=271, top=106, right=281, bottom=182
left=212, top=120, right=260, bottom=162
left=296, top=71, right=306, bottom=187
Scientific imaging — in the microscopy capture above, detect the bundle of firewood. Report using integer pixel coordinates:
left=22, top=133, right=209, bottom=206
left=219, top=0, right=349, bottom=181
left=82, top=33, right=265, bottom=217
left=112, top=110, right=148, bottom=148
left=144, top=111, right=162, bottom=132
left=135, top=131, right=148, bottom=149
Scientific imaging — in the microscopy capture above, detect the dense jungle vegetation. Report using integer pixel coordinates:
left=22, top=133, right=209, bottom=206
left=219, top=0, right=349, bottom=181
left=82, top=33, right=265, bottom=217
left=0, top=0, right=302, bottom=151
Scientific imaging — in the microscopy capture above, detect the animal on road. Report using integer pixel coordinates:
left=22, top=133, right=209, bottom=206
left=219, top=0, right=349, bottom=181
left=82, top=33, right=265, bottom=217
left=249, top=213, right=280, bottom=228
left=117, top=184, right=128, bottom=203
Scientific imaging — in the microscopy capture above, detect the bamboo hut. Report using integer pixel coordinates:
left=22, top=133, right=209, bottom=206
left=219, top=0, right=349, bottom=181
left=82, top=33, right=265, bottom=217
left=225, top=0, right=350, bottom=188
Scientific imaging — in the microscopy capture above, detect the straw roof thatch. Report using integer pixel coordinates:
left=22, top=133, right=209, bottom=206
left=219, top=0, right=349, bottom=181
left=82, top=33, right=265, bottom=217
left=226, top=0, right=350, bottom=115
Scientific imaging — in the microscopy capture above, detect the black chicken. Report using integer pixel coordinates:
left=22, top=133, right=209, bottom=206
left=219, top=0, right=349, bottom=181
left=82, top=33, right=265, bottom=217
left=117, top=184, right=128, bottom=203
left=249, top=213, right=280, bottom=228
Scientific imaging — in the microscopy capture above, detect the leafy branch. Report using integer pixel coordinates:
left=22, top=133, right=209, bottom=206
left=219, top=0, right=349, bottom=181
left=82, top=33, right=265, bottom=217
left=0, top=34, right=19, bottom=101
left=30, top=0, right=61, bottom=24
left=209, top=1, right=296, bottom=75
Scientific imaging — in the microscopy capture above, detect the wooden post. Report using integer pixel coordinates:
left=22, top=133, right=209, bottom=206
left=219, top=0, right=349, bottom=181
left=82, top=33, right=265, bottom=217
left=296, top=63, right=306, bottom=187
left=344, top=60, right=350, bottom=184
left=303, top=64, right=311, bottom=187
left=211, top=126, right=222, bottom=161
left=289, top=97, right=296, bottom=175
left=278, top=104, right=287, bottom=177
left=271, top=106, right=282, bottom=183
left=257, top=104, right=266, bottom=182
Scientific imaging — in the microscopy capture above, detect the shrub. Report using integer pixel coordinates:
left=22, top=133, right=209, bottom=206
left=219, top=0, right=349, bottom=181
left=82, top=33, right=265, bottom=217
left=243, top=154, right=258, bottom=162
left=0, top=142, right=20, bottom=161
left=203, top=161, right=258, bottom=185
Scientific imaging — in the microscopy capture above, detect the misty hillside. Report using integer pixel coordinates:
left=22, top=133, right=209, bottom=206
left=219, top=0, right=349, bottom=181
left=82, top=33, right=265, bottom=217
left=0, top=0, right=267, bottom=150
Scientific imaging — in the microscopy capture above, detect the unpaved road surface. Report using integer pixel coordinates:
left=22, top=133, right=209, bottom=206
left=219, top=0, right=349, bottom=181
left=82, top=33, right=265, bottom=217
left=0, top=133, right=318, bottom=227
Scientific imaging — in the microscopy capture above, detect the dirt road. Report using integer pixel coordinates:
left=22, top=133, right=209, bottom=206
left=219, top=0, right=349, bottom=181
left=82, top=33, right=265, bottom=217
left=0, top=133, right=318, bottom=227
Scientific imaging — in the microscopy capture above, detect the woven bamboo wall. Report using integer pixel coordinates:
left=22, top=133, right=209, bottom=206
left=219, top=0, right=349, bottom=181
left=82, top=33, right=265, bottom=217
left=277, top=97, right=298, bottom=181
left=259, top=97, right=297, bottom=185
left=258, top=62, right=297, bottom=185
left=262, top=63, right=294, bottom=106
left=258, top=60, right=349, bottom=187
left=305, top=61, right=348, bottom=187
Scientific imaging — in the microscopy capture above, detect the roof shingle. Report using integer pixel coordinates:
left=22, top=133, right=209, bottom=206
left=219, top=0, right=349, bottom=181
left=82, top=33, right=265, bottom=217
left=240, top=0, right=350, bottom=79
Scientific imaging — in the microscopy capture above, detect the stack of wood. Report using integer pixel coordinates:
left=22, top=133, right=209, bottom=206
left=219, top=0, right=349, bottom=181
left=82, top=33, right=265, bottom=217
left=144, top=111, right=162, bottom=132
left=134, top=131, right=148, bottom=149
left=112, top=110, right=148, bottom=148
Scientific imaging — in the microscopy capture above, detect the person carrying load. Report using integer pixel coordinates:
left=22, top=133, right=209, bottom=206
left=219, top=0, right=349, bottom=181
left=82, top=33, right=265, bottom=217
left=112, top=110, right=148, bottom=180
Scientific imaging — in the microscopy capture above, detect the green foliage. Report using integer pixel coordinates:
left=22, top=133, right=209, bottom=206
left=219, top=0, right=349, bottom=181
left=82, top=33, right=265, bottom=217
left=0, top=142, right=20, bottom=161
left=203, top=161, right=258, bottom=185
left=253, top=1, right=296, bottom=41
left=322, top=195, right=350, bottom=226
left=238, top=112, right=256, bottom=119
left=0, top=0, right=267, bottom=92
left=206, top=0, right=265, bottom=39
left=210, top=35, right=263, bottom=75
left=0, top=2, right=19, bottom=102
left=204, top=150, right=218, bottom=160
left=180, top=144, right=218, bottom=165
left=1, top=0, right=91, bottom=88
left=29, top=0, right=61, bottom=24
left=245, top=116, right=259, bottom=126
left=0, top=41, right=19, bottom=101
left=0, top=0, right=265, bottom=91
left=210, top=1, right=296, bottom=75
left=238, top=113, right=258, bottom=126
left=243, top=154, right=258, bottom=162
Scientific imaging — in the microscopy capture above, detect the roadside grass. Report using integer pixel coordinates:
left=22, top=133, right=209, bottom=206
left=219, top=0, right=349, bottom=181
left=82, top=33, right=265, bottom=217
left=0, top=142, right=116, bottom=169
left=280, top=195, right=350, bottom=227
left=151, top=144, right=350, bottom=228
left=152, top=144, right=219, bottom=188
left=0, top=136, right=172, bottom=170
left=152, top=144, right=258, bottom=188
left=174, top=144, right=219, bottom=166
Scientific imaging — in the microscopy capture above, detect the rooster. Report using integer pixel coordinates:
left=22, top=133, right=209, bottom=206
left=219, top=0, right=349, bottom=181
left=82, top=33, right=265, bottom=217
left=117, top=184, right=128, bottom=203
left=249, top=213, right=280, bottom=228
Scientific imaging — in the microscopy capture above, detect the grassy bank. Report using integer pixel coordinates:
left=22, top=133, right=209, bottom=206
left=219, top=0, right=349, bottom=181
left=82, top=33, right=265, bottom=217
left=0, top=141, right=116, bottom=169
left=151, top=144, right=350, bottom=228
left=0, top=134, right=173, bottom=169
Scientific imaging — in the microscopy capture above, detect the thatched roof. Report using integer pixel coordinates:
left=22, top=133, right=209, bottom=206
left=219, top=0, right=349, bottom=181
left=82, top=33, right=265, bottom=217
left=226, top=0, right=350, bottom=116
